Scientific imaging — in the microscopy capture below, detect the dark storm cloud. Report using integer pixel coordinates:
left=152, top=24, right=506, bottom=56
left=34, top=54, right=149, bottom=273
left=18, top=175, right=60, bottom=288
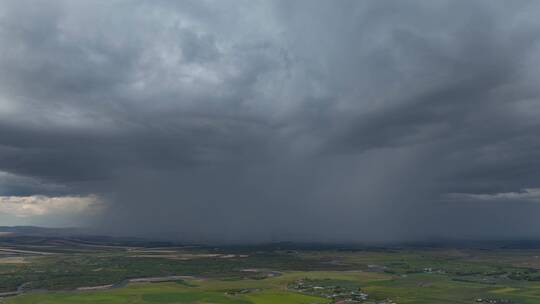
left=1, top=0, right=540, bottom=242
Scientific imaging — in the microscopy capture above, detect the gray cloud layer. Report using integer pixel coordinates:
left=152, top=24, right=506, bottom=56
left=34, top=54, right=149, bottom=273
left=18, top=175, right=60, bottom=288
left=1, top=0, right=540, bottom=242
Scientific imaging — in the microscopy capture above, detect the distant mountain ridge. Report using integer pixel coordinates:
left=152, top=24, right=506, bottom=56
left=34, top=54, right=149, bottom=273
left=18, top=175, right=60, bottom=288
left=0, top=226, right=179, bottom=248
left=3, top=226, right=540, bottom=249
left=0, top=226, right=86, bottom=237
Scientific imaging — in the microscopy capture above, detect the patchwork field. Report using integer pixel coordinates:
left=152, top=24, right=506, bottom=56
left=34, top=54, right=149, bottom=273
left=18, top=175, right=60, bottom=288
left=5, top=270, right=540, bottom=304
left=2, top=235, right=540, bottom=303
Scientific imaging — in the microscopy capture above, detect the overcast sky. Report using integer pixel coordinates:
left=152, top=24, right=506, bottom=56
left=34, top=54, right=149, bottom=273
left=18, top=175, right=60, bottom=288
left=1, top=0, right=540, bottom=243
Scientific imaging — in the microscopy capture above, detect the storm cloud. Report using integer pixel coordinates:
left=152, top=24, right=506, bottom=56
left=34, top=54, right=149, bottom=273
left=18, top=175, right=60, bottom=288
left=1, top=0, right=540, bottom=242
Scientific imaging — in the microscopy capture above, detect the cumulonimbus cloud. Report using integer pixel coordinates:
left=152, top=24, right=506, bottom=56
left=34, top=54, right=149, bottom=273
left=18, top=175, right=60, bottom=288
left=1, top=1, right=540, bottom=241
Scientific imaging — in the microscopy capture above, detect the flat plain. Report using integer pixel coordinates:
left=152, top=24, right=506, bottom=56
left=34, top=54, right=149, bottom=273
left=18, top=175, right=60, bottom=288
left=1, top=234, right=540, bottom=303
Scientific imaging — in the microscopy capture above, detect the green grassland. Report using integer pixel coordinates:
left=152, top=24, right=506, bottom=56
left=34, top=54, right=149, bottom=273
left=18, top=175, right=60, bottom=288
left=5, top=271, right=540, bottom=304
left=3, top=239, right=540, bottom=303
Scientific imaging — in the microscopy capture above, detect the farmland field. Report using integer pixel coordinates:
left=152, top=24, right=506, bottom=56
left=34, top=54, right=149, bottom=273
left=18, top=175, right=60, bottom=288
left=2, top=233, right=540, bottom=303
